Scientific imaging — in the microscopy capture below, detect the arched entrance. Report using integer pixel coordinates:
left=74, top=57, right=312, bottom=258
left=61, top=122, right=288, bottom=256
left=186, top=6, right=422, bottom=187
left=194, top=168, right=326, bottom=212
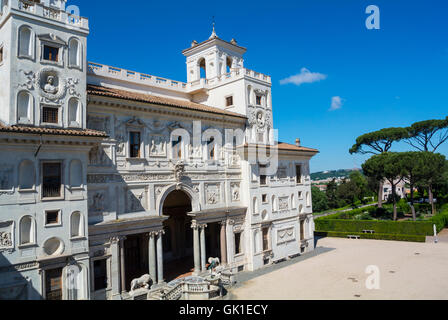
left=162, top=190, right=194, bottom=282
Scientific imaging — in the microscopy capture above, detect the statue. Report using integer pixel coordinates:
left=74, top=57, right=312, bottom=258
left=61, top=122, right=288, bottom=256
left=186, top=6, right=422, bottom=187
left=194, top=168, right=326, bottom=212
left=130, top=274, right=152, bottom=292
left=207, top=257, right=220, bottom=275
left=256, top=112, right=265, bottom=128
left=44, top=75, right=58, bottom=94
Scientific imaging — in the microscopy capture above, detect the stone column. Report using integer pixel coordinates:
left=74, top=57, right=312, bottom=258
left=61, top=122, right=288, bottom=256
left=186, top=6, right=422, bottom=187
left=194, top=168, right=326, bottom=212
left=109, top=237, right=121, bottom=299
left=220, top=221, right=227, bottom=265
left=192, top=221, right=200, bottom=275
left=119, top=236, right=126, bottom=293
left=200, top=224, right=207, bottom=272
left=148, top=232, right=157, bottom=284
left=156, top=230, right=164, bottom=284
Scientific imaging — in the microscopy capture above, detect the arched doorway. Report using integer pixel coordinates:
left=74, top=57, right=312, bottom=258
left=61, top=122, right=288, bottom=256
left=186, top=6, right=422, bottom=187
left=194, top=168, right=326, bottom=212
left=162, top=190, right=194, bottom=282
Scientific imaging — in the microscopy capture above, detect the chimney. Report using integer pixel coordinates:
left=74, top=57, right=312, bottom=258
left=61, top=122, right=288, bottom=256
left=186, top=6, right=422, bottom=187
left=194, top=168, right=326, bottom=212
left=295, top=138, right=301, bottom=147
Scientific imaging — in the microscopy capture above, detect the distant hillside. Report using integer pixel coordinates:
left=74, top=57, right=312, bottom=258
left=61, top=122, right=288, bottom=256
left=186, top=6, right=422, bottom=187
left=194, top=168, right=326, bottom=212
left=311, top=168, right=362, bottom=181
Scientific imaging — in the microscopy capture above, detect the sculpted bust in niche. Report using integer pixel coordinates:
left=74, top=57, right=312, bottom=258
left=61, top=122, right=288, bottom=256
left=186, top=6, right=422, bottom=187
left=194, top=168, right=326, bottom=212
left=44, top=75, right=58, bottom=94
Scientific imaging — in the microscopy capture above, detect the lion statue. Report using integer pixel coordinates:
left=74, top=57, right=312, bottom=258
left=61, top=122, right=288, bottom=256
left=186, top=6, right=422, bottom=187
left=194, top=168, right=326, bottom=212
left=130, top=274, right=152, bottom=292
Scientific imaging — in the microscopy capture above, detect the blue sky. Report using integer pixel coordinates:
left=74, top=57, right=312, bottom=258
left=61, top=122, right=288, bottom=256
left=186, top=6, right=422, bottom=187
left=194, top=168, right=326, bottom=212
left=75, top=0, right=448, bottom=172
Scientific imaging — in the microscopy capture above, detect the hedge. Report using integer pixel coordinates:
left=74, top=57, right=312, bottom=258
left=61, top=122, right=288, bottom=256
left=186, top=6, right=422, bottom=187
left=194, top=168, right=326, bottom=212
left=315, top=231, right=426, bottom=243
left=320, top=206, right=378, bottom=220
left=431, top=205, right=448, bottom=232
left=315, top=219, right=434, bottom=236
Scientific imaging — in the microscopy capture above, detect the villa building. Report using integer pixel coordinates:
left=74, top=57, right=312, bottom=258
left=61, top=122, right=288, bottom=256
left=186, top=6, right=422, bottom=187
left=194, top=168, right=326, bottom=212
left=0, top=0, right=318, bottom=300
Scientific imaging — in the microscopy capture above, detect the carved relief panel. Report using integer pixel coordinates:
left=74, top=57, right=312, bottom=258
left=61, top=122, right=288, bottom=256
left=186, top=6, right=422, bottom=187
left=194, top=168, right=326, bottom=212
left=231, top=183, right=240, bottom=202
left=126, top=187, right=147, bottom=213
left=88, top=189, right=108, bottom=216
left=205, top=183, right=221, bottom=205
left=277, top=227, right=295, bottom=245
left=0, top=221, right=14, bottom=252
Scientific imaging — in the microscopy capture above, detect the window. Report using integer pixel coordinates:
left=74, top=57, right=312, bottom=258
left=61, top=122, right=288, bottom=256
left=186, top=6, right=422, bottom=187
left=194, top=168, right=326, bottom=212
left=19, top=160, right=35, bottom=190
left=45, top=268, right=63, bottom=300
left=252, top=197, right=258, bottom=214
left=291, top=194, right=296, bottom=209
left=262, top=194, right=268, bottom=203
left=256, top=95, right=262, bottom=106
left=271, top=196, right=277, bottom=212
left=226, top=96, right=233, bottom=107
left=69, top=160, right=82, bottom=188
left=17, top=91, right=32, bottom=123
left=20, top=216, right=34, bottom=245
left=129, top=132, right=141, bottom=158
left=300, top=220, right=305, bottom=241
left=234, top=232, right=242, bottom=255
left=296, top=165, right=302, bottom=184
left=42, top=162, right=62, bottom=198
left=172, top=135, right=182, bottom=159
left=68, top=38, right=81, bottom=68
left=70, top=211, right=82, bottom=237
left=94, top=259, right=108, bottom=291
left=43, top=45, right=59, bottom=62
left=259, top=165, right=267, bottom=185
left=262, top=227, right=270, bottom=251
left=45, top=210, right=60, bottom=225
left=207, top=137, right=215, bottom=160
left=68, top=98, right=80, bottom=127
left=42, top=106, right=58, bottom=124
left=18, top=26, right=32, bottom=58
left=298, top=191, right=303, bottom=199
left=0, top=46, right=3, bottom=63
left=306, top=192, right=311, bottom=207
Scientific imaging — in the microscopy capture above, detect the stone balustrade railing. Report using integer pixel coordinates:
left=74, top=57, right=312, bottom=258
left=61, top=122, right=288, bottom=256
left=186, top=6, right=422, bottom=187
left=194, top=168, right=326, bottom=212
left=88, top=61, right=271, bottom=94
left=3, top=0, right=89, bottom=29
left=88, top=62, right=188, bottom=91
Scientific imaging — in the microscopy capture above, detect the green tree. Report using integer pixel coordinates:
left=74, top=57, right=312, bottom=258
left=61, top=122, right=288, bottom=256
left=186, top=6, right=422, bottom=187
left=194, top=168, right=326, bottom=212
left=311, top=186, right=329, bottom=213
left=363, top=152, right=406, bottom=221
left=399, top=152, right=427, bottom=220
left=349, top=127, right=408, bottom=207
left=325, top=178, right=338, bottom=209
left=349, top=171, right=369, bottom=201
left=414, top=152, right=447, bottom=215
left=405, top=118, right=448, bottom=214
left=336, top=181, right=359, bottom=207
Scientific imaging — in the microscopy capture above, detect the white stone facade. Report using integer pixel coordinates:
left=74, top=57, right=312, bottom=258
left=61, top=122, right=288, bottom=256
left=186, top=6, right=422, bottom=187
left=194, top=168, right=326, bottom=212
left=0, top=0, right=318, bottom=300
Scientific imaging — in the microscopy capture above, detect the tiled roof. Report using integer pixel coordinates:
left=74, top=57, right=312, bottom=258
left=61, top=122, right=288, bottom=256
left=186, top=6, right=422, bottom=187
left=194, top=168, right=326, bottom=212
left=243, top=142, right=319, bottom=153
left=277, top=142, right=319, bottom=153
left=0, top=122, right=108, bottom=137
left=87, top=85, right=247, bottom=119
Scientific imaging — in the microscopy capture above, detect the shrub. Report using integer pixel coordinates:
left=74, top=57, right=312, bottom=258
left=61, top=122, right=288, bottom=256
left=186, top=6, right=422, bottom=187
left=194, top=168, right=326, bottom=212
left=315, top=231, right=426, bottom=242
left=315, top=219, right=434, bottom=236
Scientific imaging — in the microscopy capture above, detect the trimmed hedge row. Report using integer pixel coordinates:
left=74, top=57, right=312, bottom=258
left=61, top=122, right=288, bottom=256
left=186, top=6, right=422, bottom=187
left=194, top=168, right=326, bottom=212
left=315, top=219, right=434, bottom=236
left=431, top=205, right=448, bottom=232
left=321, top=206, right=378, bottom=220
left=315, top=231, right=426, bottom=243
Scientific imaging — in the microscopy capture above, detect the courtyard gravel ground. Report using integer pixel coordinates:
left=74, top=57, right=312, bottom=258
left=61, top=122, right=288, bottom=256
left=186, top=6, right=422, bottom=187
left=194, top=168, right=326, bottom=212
left=229, top=236, right=448, bottom=300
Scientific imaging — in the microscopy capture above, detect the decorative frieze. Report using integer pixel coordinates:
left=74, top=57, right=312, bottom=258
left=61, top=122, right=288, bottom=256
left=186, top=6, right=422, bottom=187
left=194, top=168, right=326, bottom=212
left=279, top=197, right=289, bottom=212
left=277, top=227, right=295, bottom=245
left=205, top=183, right=220, bottom=205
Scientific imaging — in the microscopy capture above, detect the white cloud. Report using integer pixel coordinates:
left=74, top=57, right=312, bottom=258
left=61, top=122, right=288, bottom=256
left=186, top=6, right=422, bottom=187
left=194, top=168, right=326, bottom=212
left=329, top=96, right=343, bottom=111
left=280, top=68, right=327, bottom=86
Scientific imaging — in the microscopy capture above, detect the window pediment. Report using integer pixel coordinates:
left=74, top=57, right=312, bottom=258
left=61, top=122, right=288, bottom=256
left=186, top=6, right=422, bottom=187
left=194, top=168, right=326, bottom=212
left=38, top=33, right=67, bottom=46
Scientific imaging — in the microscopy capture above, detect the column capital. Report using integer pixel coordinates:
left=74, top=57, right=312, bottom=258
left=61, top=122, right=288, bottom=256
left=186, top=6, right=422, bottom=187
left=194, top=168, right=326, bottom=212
left=109, top=235, right=126, bottom=244
left=149, top=229, right=165, bottom=237
left=192, top=221, right=207, bottom=230
left=219, top=220, right=227, bottom=226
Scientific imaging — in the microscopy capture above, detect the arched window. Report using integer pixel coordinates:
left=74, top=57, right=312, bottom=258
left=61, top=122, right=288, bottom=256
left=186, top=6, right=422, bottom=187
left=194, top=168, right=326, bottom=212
left=68, top=97, right=80, bottom=127
left=17, top=91, right=33, bottom=123
left=252, top=197, right=258, bottom=214
left=18, top=26, right=33, bottom=58
left=19, top=159, right=35, bottom=190
left=70, top=159, right=83, bottom=188
left=68, top=38, right=81, bottom=68
left=271, top=195, right=277, bottom=212
left=226, top=56, right=232, bottom=74
left=198, top=58, right=206, bottom=79
left=247, top=85, right=252, bottom=105
left=291, top=193, right=296, bottom=209
left=20, top=216, right=34, bottom=245
left=306, top=192, right=311, bottom=207
left=299, top=204, right=304, bottom=214
left=70, top=211, right=83, bottom=238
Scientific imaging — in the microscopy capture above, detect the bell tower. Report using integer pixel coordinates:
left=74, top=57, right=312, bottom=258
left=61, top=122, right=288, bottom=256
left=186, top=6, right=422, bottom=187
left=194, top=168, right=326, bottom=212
left=0, top=0, right=89, bottom=129
left=182, top=26, right=246, bottom=83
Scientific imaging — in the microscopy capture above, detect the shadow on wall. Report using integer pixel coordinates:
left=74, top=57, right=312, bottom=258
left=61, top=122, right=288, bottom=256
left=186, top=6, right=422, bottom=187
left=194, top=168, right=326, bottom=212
left=0, top=253, right=42, bottom=300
